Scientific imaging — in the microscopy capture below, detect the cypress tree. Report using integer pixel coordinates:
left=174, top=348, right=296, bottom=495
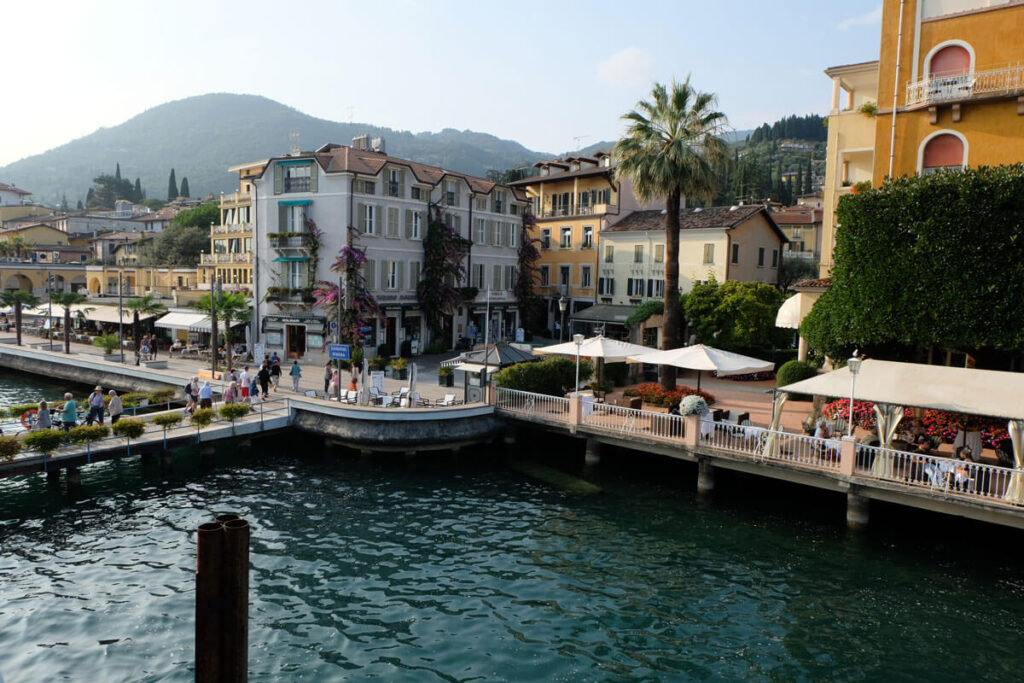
left=805, top=158, right=814, bottom=194
left=76, top=200, right=83, bottom=210
left=796, top=168, right=804, bottom=199
left=167, top=169, right=178, bottom=201
left=134, top=178, right=142, bottom=201
left=86, top=187, right=94, bottom=206
left=60, top=193, right=68, bottom=211
left=115, top=162, right=121, bottom=180
left=180, top=177, right=190, bottom=197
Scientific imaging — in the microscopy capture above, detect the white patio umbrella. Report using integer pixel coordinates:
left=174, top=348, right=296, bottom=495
left=627, top=344, right=774, bottom=390
left=533, top=335, right=652, bottom=362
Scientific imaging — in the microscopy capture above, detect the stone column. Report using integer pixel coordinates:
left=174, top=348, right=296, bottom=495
left=839, top=436, right=857, bottom=476
left=847, top=492, right=869, bottom=529
left=697, top=457, right=714, bottom=493
left=683, top=415, right=700, bottom=449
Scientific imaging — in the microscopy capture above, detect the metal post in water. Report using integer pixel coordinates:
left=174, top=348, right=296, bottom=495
left=195, top=514, right=249, bottom=682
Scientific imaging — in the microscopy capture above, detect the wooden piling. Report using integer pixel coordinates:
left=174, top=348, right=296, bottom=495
left=221, top=518, right=250, bottom=682
left=195, top=522, right=225, bottom=682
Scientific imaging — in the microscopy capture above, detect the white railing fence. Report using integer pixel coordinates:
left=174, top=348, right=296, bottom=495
left=581, top=402, right=685, bottom=441
left=494, top=388, right=570, bottom=423
left=906, top=64, right=1024, bottom=106
left=856, top=444, right=1013, bottom=502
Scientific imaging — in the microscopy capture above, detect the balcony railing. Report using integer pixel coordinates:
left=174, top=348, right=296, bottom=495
left=201, top=253, right=252, bottom=265
left=269, top=233, right=316, bottom=250
left=906, top=65, right=1024, bottom=107
left=212, top=223, right=252, bottom=234
left=538, top=203, right=615, bottom=219
left=283, top=178, right=311, bottom=193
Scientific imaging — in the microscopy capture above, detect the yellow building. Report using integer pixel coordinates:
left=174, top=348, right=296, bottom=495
left=198, top=161, right=263, bottom=294
left=510, top=152, right=656, bottom=335
left=0, top=223, right=70, bottom=247
left=820, top=0, right=1024, bottom=275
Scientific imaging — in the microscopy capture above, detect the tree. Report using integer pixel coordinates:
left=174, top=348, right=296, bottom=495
left=802, top=165, right=1024, bottom=363
left=8, top=236, right=28, bottom=259
left=87, top=173, right=136, bottom=209
left=190, top=292, right=251, bottom=371
left=124, top=295, right=166, bottom=365
left=179, top=177, right=190, bottom=197
left=167, top=169, right=178, bottom=201
left=1, top=290, right=40, bottom=346
left=780, top=258, right=819, bottom=292
left=684, top=278, right=787, bottom=352
left=142, top=203, right=217, bottom=265
left=50, top=291, right=89, bottom=354
left=115, top=162, right=121, bottom=180
left=614, top=77, right=729, bottom=389
left=76, top=200, right=84, bottom=210
left=416, top=204, right=470, bottom=338
left=134, top=178, right=143, bottom=200
left=60, top=193, right=69, bottom=211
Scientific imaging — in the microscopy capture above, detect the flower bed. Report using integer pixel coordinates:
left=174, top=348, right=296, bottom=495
left=623, top=383, right=716, bottom=407
left=822, top=399, right=1010, bottom=448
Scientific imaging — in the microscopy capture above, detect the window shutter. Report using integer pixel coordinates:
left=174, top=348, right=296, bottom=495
left=389, top=207, right=399, bottom=237
left=454, top=183, right=461, bottom=207
left=454, top=215, right=462, bottom=235
left=380, top=260, right=389, bottom=290
left=364, top=259, right=375, bottom=289
left=398, top=261, right=406, bottom=290
left=397, top=169, right=405, bottom=197
left=598, top=277, right=605, bottom=295
left=278, top=204, right=288, bottom=230
left=274, top=164, right=282, bottom=194
left=647, top=279, right=653, bottom=297
left=420, top=210, right=428, bottom=233
left=492, top=264, right=501, bottom=291
left=627, top=279, right=633, bottom=296
left=309, top=162, right=318, bottom=193
left=404, top=209, right=413, bottom=238
left=358, top=203, right=366, bottom=232
left=609, top=279, right=615, bottom=295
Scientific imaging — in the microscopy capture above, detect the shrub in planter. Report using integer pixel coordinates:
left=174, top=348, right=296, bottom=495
left=93, top=333, right=120, bottom=355
left=190, top=408, right=217, bottom=430
left=219, top=403, right=251, bottom=423
left=120, top=392, right=150, bottom=408
left=623, top=383, right=716, bottom=407
left=148, top=389, right=176, bottom=405
left=67, top=425, right=110, bottom=445
left=151, top=413, right=183, bottom=433
left=493, top=357, right=593, bottom=396
left=680, top=395, right=710, bottom=416
left=369, top=355, right=386, bottom=371
left=776, top=360, right=819, bottom=401
left=22, top=429, right=67, bottom=457
left=112, top=419, right=146, bottom=440
left=8, top=403, right=42, bottom=418
left=438, top=365, right=454, bottom=386
left=0, top=436, right=22, bottom=463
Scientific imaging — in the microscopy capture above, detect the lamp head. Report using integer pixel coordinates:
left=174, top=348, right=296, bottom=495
left=847, top=356, right=862, bottom=376
left=558, top=296, right=567, bottom=312
left=573, top=333, right=584, bottom=346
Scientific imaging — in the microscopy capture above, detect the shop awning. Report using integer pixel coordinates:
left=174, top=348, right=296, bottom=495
left=277, top=199, right=312, bottom=206
left=155, top=311, right=210, bottom=331
left=455, top=362, right=499, bottom=375
left=187, top=317, right=246, bottom=333
left=273, top=256, right=311, bottom=262
left=86, top=305, right=158, bottom=325
left=776, top=292, right=821, bottom=329
left=570, top=304, right=634, bottom=325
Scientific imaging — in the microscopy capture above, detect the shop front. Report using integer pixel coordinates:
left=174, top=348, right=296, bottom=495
left=261, top=314, right=327, bottom=359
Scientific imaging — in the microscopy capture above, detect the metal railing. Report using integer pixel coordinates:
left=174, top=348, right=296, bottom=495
left=201, top=253, right=252, bottom=265
left=906, top=64, right=1024, bottom=107
left=703, top=423, right=843, bottom=471
left=855, top=444, right=1015, bottom=503
left=581, top=402, right=685, bottom=441
left=212, top=224, right=252, bottom=234
left=494, top=388, right=570, bottom=423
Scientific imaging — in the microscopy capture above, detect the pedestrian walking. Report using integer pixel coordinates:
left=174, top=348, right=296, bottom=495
left=34, top=401, right=53, bottom=430
left=289, top=360, right=302, bottom=392
left=324, top=362, right=332, bottom=393
left=328, top=369, right=339, bottom=396
left=249, top=374, right=261, bottom=406
left=239, top=366, right=251, bottom=399
left=224, top=381, right=238, bottom=404
left=108, top=390, right=123, bottom=424
left=60, top=393, right=77, bottom=431
left=184, top=375, right=199, bottom=414
left=86, top=386, right=105, bottom=425
left=257, top=363, right=271, bottom=399
left=270, top=360, right=281, bottom=392
left=198, top=381, right=214, bottom=409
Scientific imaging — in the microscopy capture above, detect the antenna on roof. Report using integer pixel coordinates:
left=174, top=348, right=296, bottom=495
left=289, top=131, right=300, bottom=156
left=572, top=134, right=590, bottom=151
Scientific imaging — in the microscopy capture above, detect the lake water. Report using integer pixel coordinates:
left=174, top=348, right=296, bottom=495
left=1, top=375, right=1023, bottom=680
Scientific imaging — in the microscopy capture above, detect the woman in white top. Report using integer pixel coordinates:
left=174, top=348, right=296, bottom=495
left=35, top=400, right=53, bottom=429
left=108, top=390, right=123, bottom=424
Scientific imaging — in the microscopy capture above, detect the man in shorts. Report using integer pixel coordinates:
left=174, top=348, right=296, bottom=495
left=239, top=366, right=251, bottom=399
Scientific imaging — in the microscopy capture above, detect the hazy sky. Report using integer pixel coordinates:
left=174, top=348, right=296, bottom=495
left=0, top=1, right=884, bottom=167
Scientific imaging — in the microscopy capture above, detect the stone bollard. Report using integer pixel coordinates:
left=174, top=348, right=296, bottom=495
left=839, top=436, right=858, bottom=476
left=697, top=458, right=715, bottom=494
left=847, top=492, right=869, bottom=529
left=683, top=415, right=700, bottom=449
left=584, top=438, right=601, bottom=466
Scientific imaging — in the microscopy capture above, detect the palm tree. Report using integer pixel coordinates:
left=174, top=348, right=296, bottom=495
left=124, top=295, right=166, bottom=365
left=50, top=291, right=89, bottom=354
left=8, top=236, right=28, bottom=260
left=1, top=290, right=40, bottom=346
left=191, top=292, right=251, bottom=372
left=614, top=77, right=729, bottom=389
left=0, top=241, right=12, bottom=259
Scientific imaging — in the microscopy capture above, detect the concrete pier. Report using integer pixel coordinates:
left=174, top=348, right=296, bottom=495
left=697, top=458, right=715, bottom=493
left=47, top=469, right=60, bottom=483
left=584, top=439, right=601, bottom=466
left=66, top=466, right=81, bottom=489
left=847, top=492, right=870, bottom=529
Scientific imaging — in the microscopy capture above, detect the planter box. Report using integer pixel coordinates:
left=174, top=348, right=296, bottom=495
left=438, top=374, right=454, bottom=387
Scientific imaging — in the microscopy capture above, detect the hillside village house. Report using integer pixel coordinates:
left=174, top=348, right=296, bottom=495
left=248, top=137, right=528, bottom=360
left=597, top=205, right=787, bottom=345
left=510, top=152, right=657, bottom=336
left=0, top=182, right=31, bottom=207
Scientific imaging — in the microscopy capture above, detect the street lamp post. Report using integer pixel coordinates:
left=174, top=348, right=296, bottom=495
left=47, top=271, right=53, bottom=352
left=573, top=333, right=584, bottom=395
left=847, top=355, right=862, bottom=437
left=558, top=295, right=567, bottom=343
left=118, top=271, right=124, bottom=364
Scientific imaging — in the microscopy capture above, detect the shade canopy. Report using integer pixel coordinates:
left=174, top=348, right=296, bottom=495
left=775, top=292, right=818, bottom=329
left=628, top=344, right=774, bottom=377
left=780, top=359, right=1024, bottom=421
left=533, top=335, right=652, bottom=362
left=87, top=305, right=159, bottom=325
left=155, top=311, right=210, bottom=331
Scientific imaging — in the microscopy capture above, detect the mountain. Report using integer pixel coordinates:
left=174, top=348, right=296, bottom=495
left=0, top=93, right=555, bottom=206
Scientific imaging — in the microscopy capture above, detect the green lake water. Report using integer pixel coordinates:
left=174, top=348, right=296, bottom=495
left=1, top=375, right=1023, bottom=681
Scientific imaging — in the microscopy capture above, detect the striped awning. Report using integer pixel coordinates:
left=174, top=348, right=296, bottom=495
left=155, top=311, right=210, bottom=331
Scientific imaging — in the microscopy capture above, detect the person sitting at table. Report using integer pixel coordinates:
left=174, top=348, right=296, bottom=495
left=813, top=419, right=833, bottom=440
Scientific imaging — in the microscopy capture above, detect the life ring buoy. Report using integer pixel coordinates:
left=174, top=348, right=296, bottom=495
left=21, top=409, right=38, bottom=429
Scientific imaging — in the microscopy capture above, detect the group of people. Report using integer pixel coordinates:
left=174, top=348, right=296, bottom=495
left=182, top=353, right=305, bottom=413
left=27, top=386, right=124, bottom=432
left=138, top=334, right=158, bottom=360
left=325, top=361, right=359, bottom=396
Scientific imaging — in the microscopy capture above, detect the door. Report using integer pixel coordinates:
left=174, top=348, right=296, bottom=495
left=286, top=324, right=305, bottom=359
left=385, top=317, right=397, bottom=356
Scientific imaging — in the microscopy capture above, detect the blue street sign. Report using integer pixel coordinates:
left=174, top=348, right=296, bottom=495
left=328, top=344, right=351, bottom=360
left=330, top=321, right=338, bottom=330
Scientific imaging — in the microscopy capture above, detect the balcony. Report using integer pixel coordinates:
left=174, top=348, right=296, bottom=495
left=538, top=203, right=616, bottom=219
left=906, top=65, right=1024, bottom=107
left=265, top=286, right=314, bottom=304
left=200, top=253, right=252, bottom=265
left=212, top=223, right=252, bottom=235
left=269, top=232, right=317, bottom=250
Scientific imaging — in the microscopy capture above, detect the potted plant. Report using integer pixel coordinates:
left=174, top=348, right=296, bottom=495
left=851, top=180, right=872, bottom=194
left=390, top=357, right=408, bottom=380
left=219, top=403, right=251, bottom=435
left=438, top=365, right=454, bottom=387
left=67, top=425, right=111, bottom=459
left=22, top=429, right=68, bottom=459
left=859, top=101, right=878, bottom=117
left=0, top=436, right=22, bottom=463
left=93, top=333, right=120, bottom=356
left=190, top=408, right=217, bottom=442
left=151, top=413, right=183, bottom=450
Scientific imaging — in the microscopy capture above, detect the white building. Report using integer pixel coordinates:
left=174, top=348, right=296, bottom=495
left=249, top=138, right=528, bottom=360
left=599, top=205, right=788, bottom=306
left=0, top=182, right=31, bottom=206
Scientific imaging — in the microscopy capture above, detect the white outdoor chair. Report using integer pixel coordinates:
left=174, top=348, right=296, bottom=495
left=434, top=394, right=462, bottom=407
